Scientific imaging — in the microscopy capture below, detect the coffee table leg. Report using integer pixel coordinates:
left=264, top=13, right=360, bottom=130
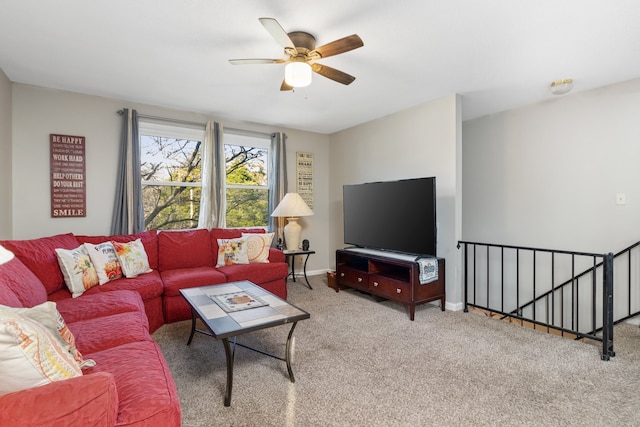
left=187, top=308, right=196, bottom=345
left=222, top=338, right=234, bottom=406
left=285, top=322, right=298, bottom=383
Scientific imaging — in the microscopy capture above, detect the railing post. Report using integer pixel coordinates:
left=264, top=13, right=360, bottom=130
left=601, top=252, right=615, bottom=360
left=463, top=243, right=469, bottom=312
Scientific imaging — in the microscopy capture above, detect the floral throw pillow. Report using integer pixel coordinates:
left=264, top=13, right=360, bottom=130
left=83, top=242, right=123, bottom=284
left=242, top=232, right=274, bottom=263
left=112, top=239, right=152, bottom=278
left=55, top=245, right=100, bottom=298
left=216, top=238, right=249, bottom=267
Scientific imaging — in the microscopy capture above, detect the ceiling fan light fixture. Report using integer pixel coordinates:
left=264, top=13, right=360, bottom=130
left=285, top=62, right=312, bottom=87
left=550, top=78, right=573, bottom=95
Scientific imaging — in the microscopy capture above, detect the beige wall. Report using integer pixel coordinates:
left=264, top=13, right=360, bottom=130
left=329, top=94, right=463, bottom=307
left=10, top=84, right=331, bottom=273
left=0, top=69, right=11, bottom=239
left=462, top=77, right=640, bottom=254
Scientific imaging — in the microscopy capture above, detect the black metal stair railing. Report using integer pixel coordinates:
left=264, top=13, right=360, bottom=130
left=457, top=241, right=615, bottom=361
left=510, top=240, right=640, bottom=326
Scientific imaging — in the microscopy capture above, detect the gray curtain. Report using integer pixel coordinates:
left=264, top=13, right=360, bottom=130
left=198, top=121, right=226, bottom=229
left=269, top=132, right=287, bottom=244
left=110, top=109, right=144, bottom=234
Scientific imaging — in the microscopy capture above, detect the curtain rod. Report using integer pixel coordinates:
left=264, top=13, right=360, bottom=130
left=117, top=110, right=205, bottom=128
left=224, top=127, right=272, bottom=139
left=117, top=110, right=273, bottom=138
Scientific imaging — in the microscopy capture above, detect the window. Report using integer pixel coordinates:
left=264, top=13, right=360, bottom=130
left=139, top=122, right=205, bottom=230
left=224, top=131, right=270, bottom=228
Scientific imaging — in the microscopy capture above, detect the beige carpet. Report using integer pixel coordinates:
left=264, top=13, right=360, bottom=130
left=153, top=275, right=640, bottom=427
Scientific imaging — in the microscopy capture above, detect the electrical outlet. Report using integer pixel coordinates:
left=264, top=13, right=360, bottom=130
left=616, top=193, right=627, bottom=205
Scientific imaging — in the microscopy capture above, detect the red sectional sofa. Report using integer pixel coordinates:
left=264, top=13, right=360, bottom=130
left=0, top=227, right=289, bottom=426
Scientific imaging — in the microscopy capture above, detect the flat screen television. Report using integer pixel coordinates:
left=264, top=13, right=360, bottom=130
left=343, top=177, right=436, bottom=256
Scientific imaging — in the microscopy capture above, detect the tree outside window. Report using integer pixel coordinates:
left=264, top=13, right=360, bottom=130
left=224, top=132, right=270, bottom=228
left=140, top=135, right=202, bottom=230
left=139, top=123, right=271, bottom=230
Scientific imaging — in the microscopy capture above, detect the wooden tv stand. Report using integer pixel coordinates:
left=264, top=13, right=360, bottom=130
left=335, top=248, right=445, bottom=320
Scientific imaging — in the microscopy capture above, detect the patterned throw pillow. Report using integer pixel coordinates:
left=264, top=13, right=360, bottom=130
left=7, top=302, right=95, bottom=369
left=112, top=239, right=152, bottom=278
left=242, top=232, right=274, bottom=263
left=0, top=305, right=82, bottom=395
left=55, top=245, right=100, bottom=297
left=216, top=238, right=249, bottom=267
left=83, top=242, right=123, bottom=284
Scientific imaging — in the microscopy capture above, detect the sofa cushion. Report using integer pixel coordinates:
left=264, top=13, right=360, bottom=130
left=0, top=233, right=79, bottom=295
left=217, top=262, right=289, bottom=285
left=0, top=372, right=118, bottom=427
left=161, top=267, right=227, bottom=297
left=0, top=256, right=47, bottom=307
left=83, top=270, right=164, bottom=302
left=83, top=341, right=181, bottom=426
left=68, top=311, right=152, bottom=355
left=159, top=228, right=213, bottom=271
left=0, top=305, right=82, bottom=395
left=55, top=245, right=100, bottom=298
left=51, top=290, right=146, bottom=323
left=0, top=285, right=21, bottom=307
left=76, top=230, right=159, bottom=270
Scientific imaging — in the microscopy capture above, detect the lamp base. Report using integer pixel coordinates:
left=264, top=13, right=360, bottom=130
left=283, top=217, right=302, bottom=251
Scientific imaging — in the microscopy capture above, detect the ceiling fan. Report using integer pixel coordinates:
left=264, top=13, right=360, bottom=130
left=229, top=18, right=364, bottom=91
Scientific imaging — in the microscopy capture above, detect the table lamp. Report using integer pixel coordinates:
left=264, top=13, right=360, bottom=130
left=0, top=244, right=15, bottom=265
left=271, top=193, right=314, bottom=250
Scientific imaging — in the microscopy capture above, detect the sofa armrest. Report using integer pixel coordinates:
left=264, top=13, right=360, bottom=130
left=268, top=247, right=285, bottom=263
left=0, top=372, right=118, bottom=427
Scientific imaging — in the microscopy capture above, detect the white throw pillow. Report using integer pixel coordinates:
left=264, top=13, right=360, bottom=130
left=216, top=238, right=249, bottom=267
left=112, top=239, right=152, bottom=278
left=242, top=233, right=274, bottom=263
left=9, top=302, right=95, bottom=369
left=56, top=245, right=100, bottom=297
left=83, top=242, right=123, bottom=284
left=0, top=305, right=82, bottom=395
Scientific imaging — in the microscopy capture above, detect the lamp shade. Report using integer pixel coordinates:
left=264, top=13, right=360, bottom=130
left=284, top=62, right=312, bottom=88
left=0, top=244, right=14, bottom=265
left=271, top=193, right=314, bottom=218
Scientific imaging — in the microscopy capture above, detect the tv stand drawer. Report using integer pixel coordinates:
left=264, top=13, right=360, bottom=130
left=337, top=266, right=368, bottom=290
left=370, top=274, right=411, bottom=302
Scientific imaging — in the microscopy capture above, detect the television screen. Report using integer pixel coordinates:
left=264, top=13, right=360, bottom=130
left=343, top=177, right=436, bottom=256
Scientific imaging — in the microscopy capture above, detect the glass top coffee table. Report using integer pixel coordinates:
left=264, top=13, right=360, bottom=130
left=180, top=280, right=310, bottom=406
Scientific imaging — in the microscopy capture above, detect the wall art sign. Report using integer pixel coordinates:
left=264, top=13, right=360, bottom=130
left=50, top=133, right=86, bottom=217
left=296, top=152, right=313, bottom=209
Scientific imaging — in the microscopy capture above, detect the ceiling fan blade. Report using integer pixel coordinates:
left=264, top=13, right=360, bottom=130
left=280, top=79, right=293, bottom=91
left=229, top=58, right=286, bottom=65
left=259, top=18, right=295, bottom=49
left=311, top=63, right=356, bottom=85
left=311, top=34, right=363, bottom=59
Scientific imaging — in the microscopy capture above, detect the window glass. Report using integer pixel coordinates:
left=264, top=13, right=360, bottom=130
left=224, top=132, right=270, bottom=228
left=139, top=122, right=204, bottom=230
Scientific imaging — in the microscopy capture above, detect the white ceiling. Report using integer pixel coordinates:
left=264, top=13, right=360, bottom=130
left=1, top=1, right=639, bottom=134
